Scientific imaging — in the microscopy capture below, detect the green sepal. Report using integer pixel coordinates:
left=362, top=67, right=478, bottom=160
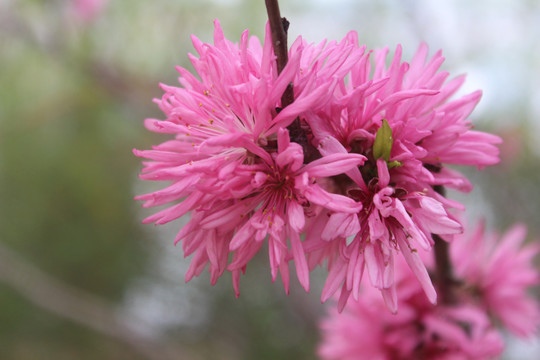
left=373, top=119, right=393, bottom=161
left=388, top=161, right=403, bottom=169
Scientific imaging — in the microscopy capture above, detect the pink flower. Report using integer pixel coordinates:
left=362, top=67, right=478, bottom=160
left=318, top=253, right=505, bottom=360
left=135, top=21, right=364, bottom=295
left=318, top=220, right=539, bottom=359
left=135, top=21, right=504, bottom=310
left=451, top=222, right=540, bottom=338
left=302, top=40, right=501, bottom=310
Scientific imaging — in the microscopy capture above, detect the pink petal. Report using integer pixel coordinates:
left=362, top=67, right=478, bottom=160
left=321, top=257, right=347, bottom=303
left=290, top=229, right=310, bottom=292
left=395, top=231, right=437, bottom=304
left=321, top=212, right=360, bottom=241
left=302, top=181, right=362, bottom=213
left=287, top=200, right=305, bottom=232
left=416, top=197, right=463, bottom=235
left=229, top=221, right=254, bottom=250
left=301, top=153, right=366, bottom=178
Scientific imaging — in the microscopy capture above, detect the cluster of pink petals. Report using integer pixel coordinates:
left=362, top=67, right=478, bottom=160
left=451, top=222, right=540, bottom=337
left=135, top=21, right=502, bottom=307
left=300, top=35, right=501, bottom=311
left=135, top=20, right=364, bottom=295
left=319, top=220, right=540, bottom=360
left=319, top=270, right=505, bottom=360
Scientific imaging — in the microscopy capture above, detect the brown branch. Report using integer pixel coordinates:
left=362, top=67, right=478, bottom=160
left=433, top=234, right=457, bottom=305
left=264, top=0, right=288, bottom=74
left=432, top=185, right=457, bottom=305
left=0, top=241, right=200, bottom=360
left=264, top=0, right=295, bottom=109
left=264, top=0, right=319, bottom=163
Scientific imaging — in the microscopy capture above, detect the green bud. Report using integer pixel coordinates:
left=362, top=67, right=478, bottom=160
left=373, top=119, right=393, bottom=161
left=388, top=161, right=403, bottom=169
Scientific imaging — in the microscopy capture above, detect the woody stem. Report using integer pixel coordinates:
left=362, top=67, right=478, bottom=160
left=264, top=0, right=317, bottom=161
left=264, top=0, right=295, bottom=109
left=433, top=185, right=457, bottom=305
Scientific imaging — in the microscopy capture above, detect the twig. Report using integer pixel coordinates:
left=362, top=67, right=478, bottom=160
left=264, top=0, right=295, bottom=109
left=264, top=0, right=288, bottom=75
left=264, top=0, right=319, bottom=162
left=433, top=234, right=457, bottom=305
left=432, top=185, right=457, bottom=305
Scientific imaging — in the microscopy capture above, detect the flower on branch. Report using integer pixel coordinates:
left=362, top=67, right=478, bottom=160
left=318, top=221, right=539, bottom=360
left=135, top=21, right=502, bottom=309
left=300, top=37, right=501, bottom=311
left=134, top=21, right=364, bottom=295
left=451, top=221, right=540, bottom=338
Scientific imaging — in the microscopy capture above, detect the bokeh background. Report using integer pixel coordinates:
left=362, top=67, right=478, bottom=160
left=1, top=0, right=539, bottom=359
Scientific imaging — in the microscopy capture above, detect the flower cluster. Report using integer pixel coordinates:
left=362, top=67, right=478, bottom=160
left=135, top=20, right=500, bottom=307
left=300, top=38, right=501, bottom=311
left=318, top=222, right=539, bottom=360
left=451, top=221, right=540, bottom=337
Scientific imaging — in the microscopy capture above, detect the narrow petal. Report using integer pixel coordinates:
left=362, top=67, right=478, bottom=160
left=287, top=200, right=305, bottom=232
left=301, top=153, right=366, bottom=178
left=396, top=231, right=437, bottom=304
left=302, top=181, right=362, bottom=213
left=321, top=257, right=347, bottom=303
left=322, top=213, right=360, bottom=241
left=290, top=229, right=310, bottom=292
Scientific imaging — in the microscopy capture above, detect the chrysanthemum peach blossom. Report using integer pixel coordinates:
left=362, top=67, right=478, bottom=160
left=318, top=252, right=505, bottom=360
left=451, top=222, right=540, bottom=337
left=302, top=38, right=501, bottom=311
left=135, top=20, right=505, bottom=309
left=318, top=220, right=539, bottom=359
left=135, top=21, right=364, bottom=294
left=176, top=128, right=364, bottom=294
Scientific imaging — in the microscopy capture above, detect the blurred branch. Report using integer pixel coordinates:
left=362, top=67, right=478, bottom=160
left=433, top=234, right=457, bottom=305
left=0, top=241, right=200, bottom=360
left=433, top=185, right=457, bottom=305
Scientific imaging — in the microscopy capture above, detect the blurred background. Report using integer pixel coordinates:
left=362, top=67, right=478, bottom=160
left=1, top=0, right=539, bottom=359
